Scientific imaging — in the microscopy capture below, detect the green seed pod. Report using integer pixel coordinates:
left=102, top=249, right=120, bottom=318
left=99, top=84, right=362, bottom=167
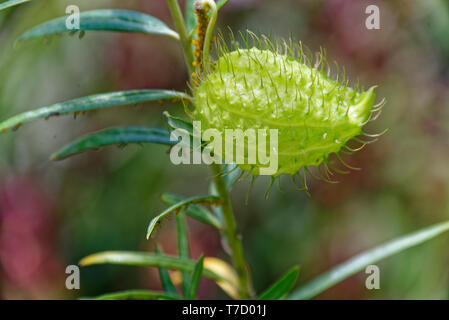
left=193, top=40, right=382, bottom=179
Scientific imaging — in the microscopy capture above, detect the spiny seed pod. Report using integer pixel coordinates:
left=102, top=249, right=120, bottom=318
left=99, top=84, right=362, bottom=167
left=192, top=35, right=384, bottom=180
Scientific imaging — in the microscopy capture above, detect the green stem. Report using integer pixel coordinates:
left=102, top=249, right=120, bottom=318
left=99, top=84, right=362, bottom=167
left=166, top=0, right=194, bottom=75
left=166, top=0, right=252, bottom=299
left=211, top=163, right=253, bottom=299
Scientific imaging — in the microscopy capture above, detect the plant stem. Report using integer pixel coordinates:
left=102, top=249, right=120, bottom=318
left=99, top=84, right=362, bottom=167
left=211, top=163, right=253, bottom=299
left=166, top=0, right=194, bottom=75
left=167, top=0, right=253, bottom=299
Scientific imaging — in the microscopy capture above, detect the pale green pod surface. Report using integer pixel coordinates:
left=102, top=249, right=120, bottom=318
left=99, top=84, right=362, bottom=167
left=193, top=48, right=376, bottom=176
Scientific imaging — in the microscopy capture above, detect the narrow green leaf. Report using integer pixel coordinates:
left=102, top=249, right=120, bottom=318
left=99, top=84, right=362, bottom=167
left=79, top=251, right=222, bottom=281
left=51, top=127, right=174, bottom=161
left=88, top=290, right=179, bottom=300
left=186, top=0, right=197, bottom=34
left=161, top=193, right=222, bottom=229
left=289, top=220, right=449, bottom=300
left=155, top=246, right=179, bottom=298
left=164, top=111, right=193, bottom=134
left=146, top=195, right=221, bottom=239
left=216, top=0, right=230, bottom=10
left=176, top=212, right=191, bottom=298
left=187, top=255, right=204, bottom=300
left=258, top=266, right=300, bottom=300
left=17, top=9, right=179, bottom=43
left=0, top=0, right=30, bottom=11
left=0, top=90, right=189, bottom=133
left=163, top=111, right=207, bottom=153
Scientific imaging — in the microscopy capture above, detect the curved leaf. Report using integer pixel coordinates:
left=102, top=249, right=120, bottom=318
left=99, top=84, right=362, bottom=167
left=258, top=266, right=299, bottom=300
left=0, top=0, right=29, bottom=11
left=203, top=257, right=240, bottom=300
left=187, top=255, right=204, bottom=300
left=79, top=251, right=222, bottom=281
left=17, top=9, right=179, bottom=43
left=51, top=127, right=175, bottom=160
left=217, top=0, right=230, bottom=10
left=161, top=193, right=222, bottom=229
left=289, top=220, right=449, bottom=300
left=0, top=90, right=189, bottom=133
left=88, top=290, right=179, bottom=300
left=146, top=195, right=221, bottom=239
left=163, top=111, right=209, bottom=154
left=164, top=111, right=193, bottom=134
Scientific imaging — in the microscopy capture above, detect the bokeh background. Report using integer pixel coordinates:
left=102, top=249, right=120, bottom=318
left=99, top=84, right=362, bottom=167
left=1, top=0, right=449, bottom=299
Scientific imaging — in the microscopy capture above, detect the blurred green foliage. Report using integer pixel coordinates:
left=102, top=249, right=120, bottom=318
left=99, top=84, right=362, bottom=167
left=1, top=0, right=449, bottom=299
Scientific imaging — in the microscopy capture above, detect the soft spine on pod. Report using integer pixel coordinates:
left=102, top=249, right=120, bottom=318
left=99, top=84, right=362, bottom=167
left=192, top=38, right=383, bottom=179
